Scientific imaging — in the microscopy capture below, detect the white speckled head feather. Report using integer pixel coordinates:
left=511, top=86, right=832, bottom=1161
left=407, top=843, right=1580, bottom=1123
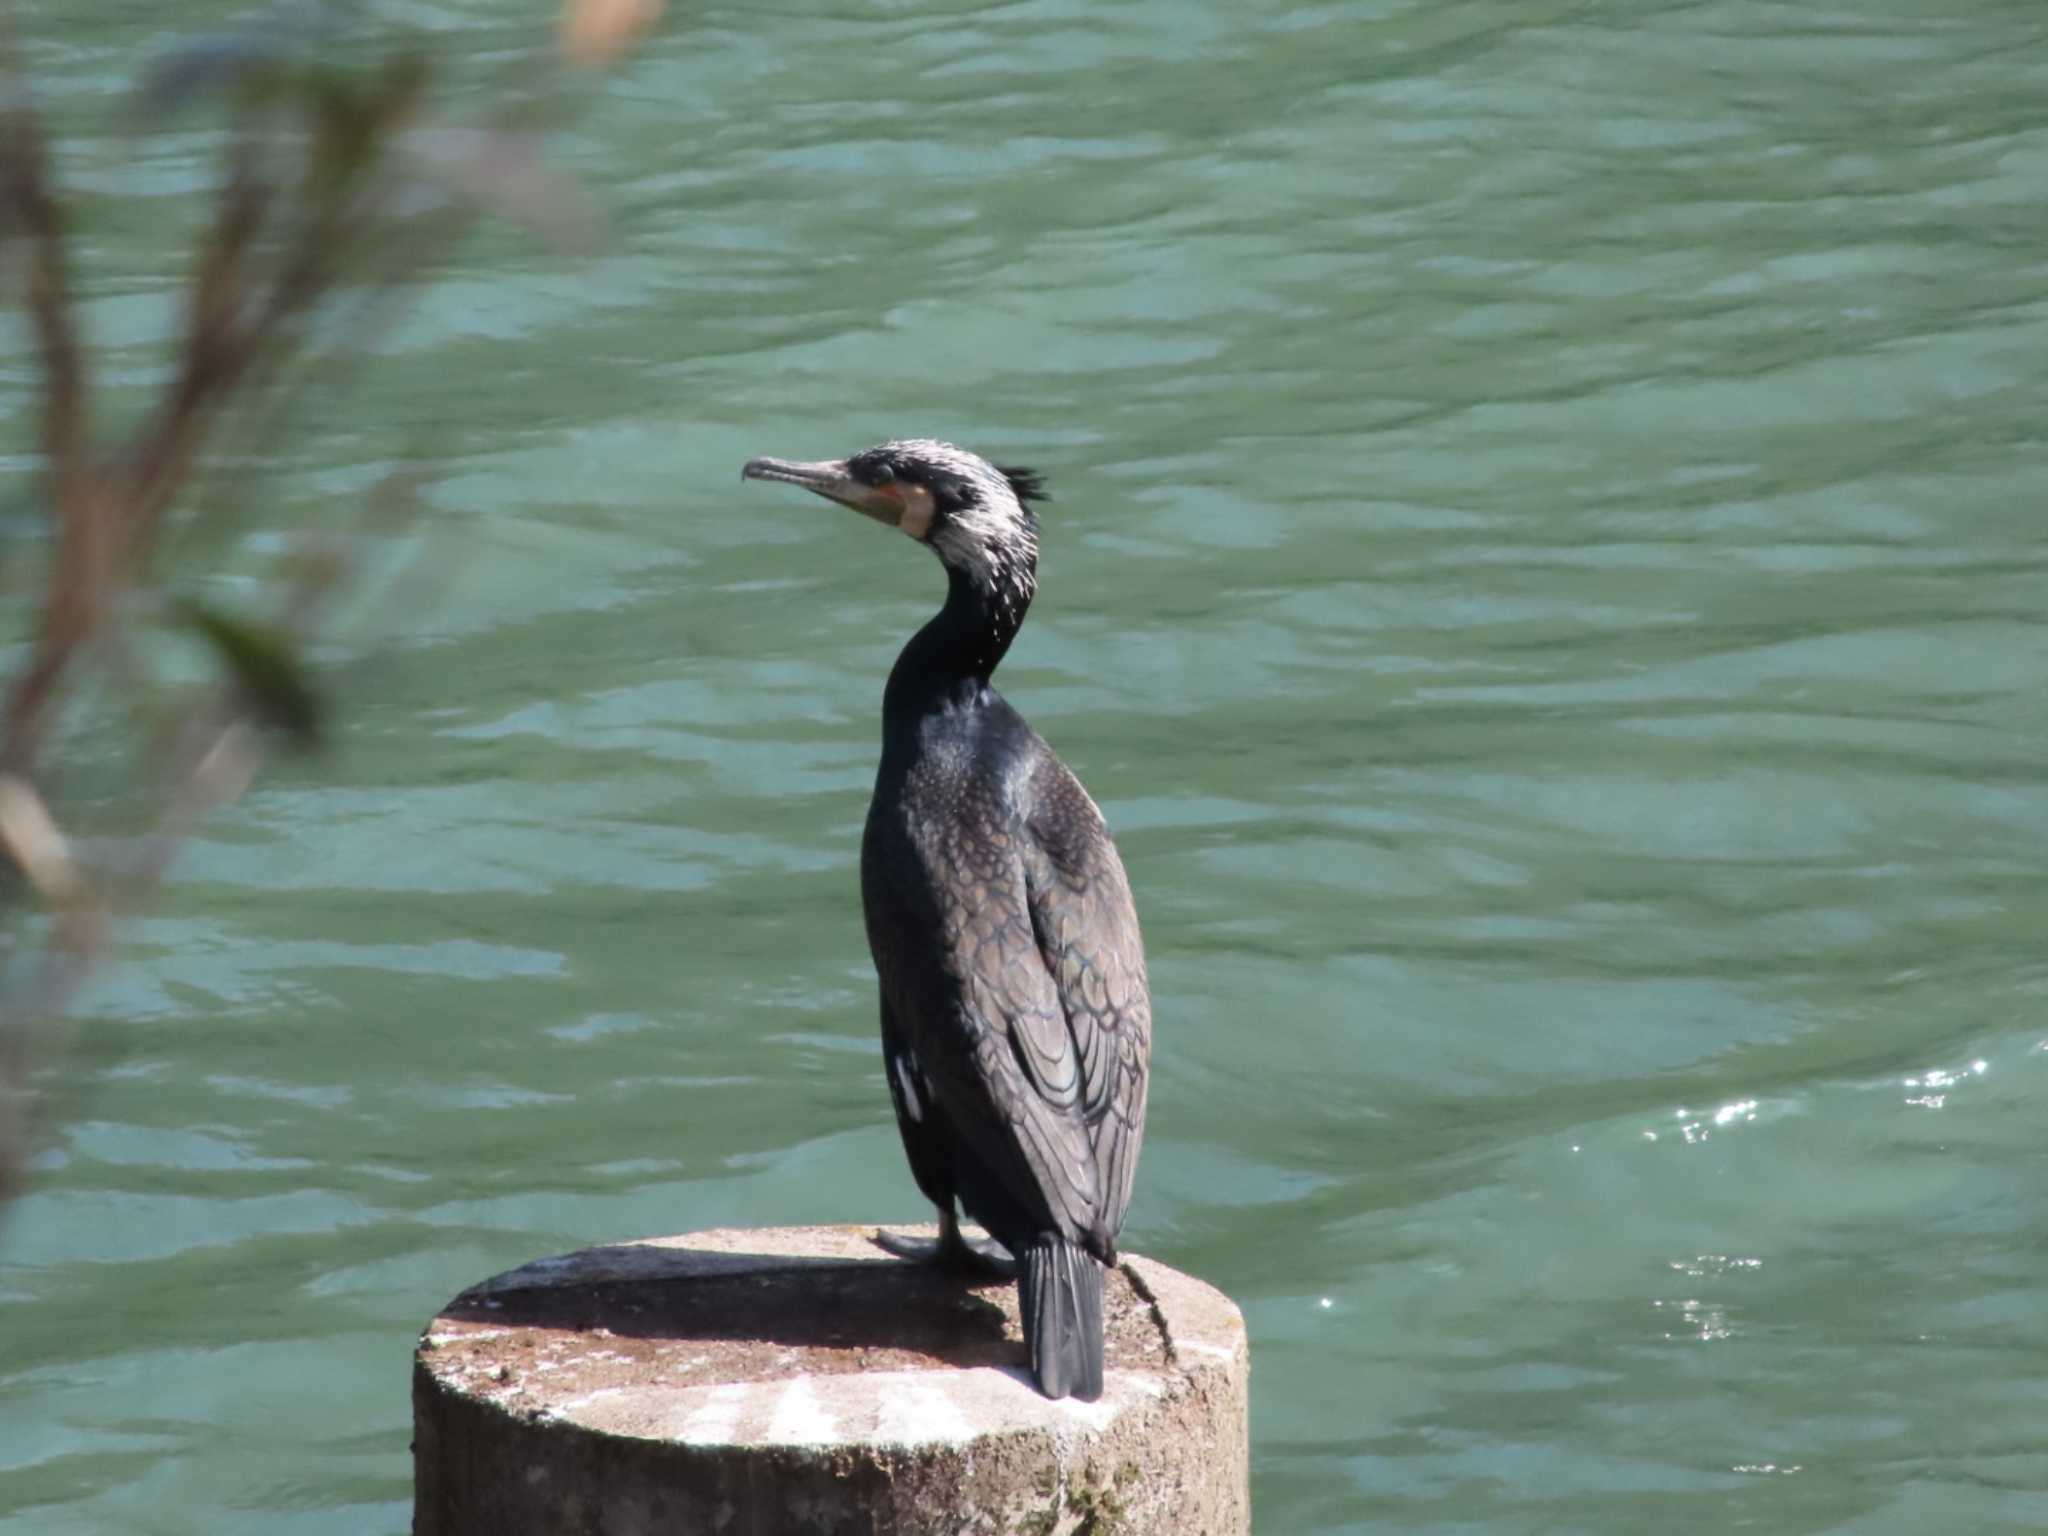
left=854, top=438, right=1041, bottom=610
left=741, top=435, right=1049, bottom=676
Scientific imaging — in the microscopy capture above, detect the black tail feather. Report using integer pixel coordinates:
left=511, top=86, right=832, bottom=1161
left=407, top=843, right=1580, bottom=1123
left=1019, top=1237, right=1104, bottom=1401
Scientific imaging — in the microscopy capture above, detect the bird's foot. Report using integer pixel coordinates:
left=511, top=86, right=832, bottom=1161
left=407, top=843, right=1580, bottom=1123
left=875, top=1224, right=1017, bottom=1279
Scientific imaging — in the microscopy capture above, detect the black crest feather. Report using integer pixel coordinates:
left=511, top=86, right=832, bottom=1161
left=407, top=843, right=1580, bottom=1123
left=997, top=465, right=1049, bottom=505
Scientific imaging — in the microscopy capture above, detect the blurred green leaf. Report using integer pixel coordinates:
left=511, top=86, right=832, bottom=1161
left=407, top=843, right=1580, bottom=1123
left=305, top=69, right=378, bottom=193
left=176, top=600, right=322, bottom=750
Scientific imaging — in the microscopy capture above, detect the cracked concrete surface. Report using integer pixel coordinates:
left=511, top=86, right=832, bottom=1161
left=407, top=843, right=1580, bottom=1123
left=413, top=1224, right=1248, bottom=1535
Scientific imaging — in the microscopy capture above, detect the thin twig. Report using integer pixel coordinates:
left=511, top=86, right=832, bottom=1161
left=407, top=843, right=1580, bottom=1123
left=0, top=30, right=97, bottom=775
left=0, top=45, right=86, bottom=500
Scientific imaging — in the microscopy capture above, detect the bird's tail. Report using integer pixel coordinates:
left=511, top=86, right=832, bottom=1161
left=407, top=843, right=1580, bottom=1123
left=1019, top=1236, right=1104, bottom=1401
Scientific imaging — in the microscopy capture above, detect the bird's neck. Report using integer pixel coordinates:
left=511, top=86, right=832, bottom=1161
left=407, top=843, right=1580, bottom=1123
left=883, top=560, right=1035, bottom=731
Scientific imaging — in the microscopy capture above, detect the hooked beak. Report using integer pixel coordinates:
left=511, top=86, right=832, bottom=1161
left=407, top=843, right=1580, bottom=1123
left=741, top=455, right=901, bottom=526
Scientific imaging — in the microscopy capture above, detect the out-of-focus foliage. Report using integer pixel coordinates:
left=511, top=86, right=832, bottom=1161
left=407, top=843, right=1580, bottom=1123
left=0, top=0, right=658, bottom=1218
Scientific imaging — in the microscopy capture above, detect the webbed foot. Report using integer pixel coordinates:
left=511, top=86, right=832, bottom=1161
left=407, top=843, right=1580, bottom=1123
left=875, top=1213, right=1016, bottom=1278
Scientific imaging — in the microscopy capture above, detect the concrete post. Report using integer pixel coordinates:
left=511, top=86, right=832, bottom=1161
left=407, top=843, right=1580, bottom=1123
left=412, top=1224, right=1248, bottom=1536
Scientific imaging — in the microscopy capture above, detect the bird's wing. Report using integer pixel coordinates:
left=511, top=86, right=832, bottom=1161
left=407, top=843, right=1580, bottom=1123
left=1021, top=756, right=1152, bottom=1250
left=877, top=995, right=956, bottom=1214
left=913, top=810, right=1103, bottom=1243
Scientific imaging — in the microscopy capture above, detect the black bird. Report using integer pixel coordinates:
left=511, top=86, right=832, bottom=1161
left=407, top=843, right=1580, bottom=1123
left=742, top=438, right=1151, bottom=1401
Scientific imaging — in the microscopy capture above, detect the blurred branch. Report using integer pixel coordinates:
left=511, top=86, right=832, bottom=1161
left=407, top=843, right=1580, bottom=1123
left=1, top=38, right=98, bottom=775
left=0, top=55, right=86, bottom=488
left=0, top=0, right=660, bottom=1222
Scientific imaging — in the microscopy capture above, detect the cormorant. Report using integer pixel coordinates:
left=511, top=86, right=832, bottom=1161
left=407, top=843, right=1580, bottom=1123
left=741, top=439, right=1152, bottom=1402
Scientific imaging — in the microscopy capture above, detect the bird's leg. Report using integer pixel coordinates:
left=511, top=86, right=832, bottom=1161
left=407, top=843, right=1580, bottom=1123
left=876, top=1206, right=1016, bottom=1278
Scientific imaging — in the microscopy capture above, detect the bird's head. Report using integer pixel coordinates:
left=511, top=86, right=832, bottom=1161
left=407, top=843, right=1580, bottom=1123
left=742, top=438, right=1046, bottom=604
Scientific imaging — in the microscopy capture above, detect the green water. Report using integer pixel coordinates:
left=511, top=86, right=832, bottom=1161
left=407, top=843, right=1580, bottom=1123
left=6, top=1, right=2048, bottom=1531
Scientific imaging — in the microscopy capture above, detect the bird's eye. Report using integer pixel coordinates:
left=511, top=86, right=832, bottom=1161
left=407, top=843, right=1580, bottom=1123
left=869, top=464, right=895, bottom=486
